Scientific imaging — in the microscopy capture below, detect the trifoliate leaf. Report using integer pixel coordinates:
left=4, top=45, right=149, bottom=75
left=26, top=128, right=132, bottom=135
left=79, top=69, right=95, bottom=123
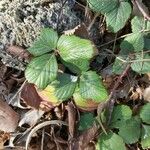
left=25, top=54, right=58, bottom=89
left=57, top=35, right=95, bottom=70
left=79, top=71, right=108, bottom=102
left=49, top=73, right=77, bottom=101
left=120, top=33, right=144, bottom=52
left=88, top=0, right=131, bottom=32
left=131, top=16, right=150, bottom=33
left=79, top=112, right=95, bottom=131
left=141, top=125, right=150, bottom=149
left=96, top=132, right=126, bottom=150
left=28, top=28, right=58, bottom=56
left=131, top=54, right=150, bottom=74
left=110, top=105, right=132, bottom=128
left=140, top=103, right=150, bottom=124
left=118, top=117, right=141, bottom=144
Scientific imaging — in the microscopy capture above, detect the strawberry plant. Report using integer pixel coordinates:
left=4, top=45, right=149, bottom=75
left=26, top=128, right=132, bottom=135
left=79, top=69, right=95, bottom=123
left=24, top=0, right=150, bottom=149
left=25, top=28, right=108, bottom=109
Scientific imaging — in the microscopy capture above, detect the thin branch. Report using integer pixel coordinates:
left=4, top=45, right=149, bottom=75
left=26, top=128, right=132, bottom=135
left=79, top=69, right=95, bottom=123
left=106, top=64, right=131, bottom=125
left=132, top=0, right=150, bottom=21
left=98, top=29, right=150, bottom=48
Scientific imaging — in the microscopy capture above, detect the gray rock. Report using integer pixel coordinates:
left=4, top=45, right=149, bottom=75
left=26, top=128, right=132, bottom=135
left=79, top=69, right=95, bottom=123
left=0, top=0, right=80, bottom=70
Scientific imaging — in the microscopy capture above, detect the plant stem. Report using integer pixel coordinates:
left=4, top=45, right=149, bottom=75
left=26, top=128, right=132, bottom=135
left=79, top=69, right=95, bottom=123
left=107, top=64, right=131, bottom=125
left=98, top=29, right=150, bottom=48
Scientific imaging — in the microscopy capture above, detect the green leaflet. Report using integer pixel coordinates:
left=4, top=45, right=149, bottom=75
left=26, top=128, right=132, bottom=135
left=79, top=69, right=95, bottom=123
left=110, top=105, right=132, bottom=128
left=87, top=0, right=118, bottom=14
left=79, top=71, right=108, bottom=102
left=131, top=54, right=150, bottom=74
left=140, top=103, right=150, bottom=124
left=131, top=16, right=150, bottom=33
left=141, top=125, right=150, bottom=149
left=27, top=28, right=58, bottom=56
left=49, top=73, right=78, bottom=101
left=25, top=54, right=58, bottom=89
left=57, top=35, right=95, bottom=71
left=118, top=116, right=141, bottom=144
left=120, top=33, right=144, bottom=52
left=79, top=112, right=95, bottom=131
left=87, top=0, right=132, bottom=32
left=96, top=132, right=126, bottom=150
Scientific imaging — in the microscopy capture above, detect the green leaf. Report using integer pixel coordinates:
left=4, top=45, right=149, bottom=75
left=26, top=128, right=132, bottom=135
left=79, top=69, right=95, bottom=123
left=25, top=54, right=58, bottom=89
left=131, top=54, right=150, bottom=74
left=87, top=0, right=118, bottom=14
left=57, top=35, right=95, bottom=70
left=73, top=88, right=99, bottom=111
left=120, top=33, right=144, bottom=52
left=110, top=105, right=132, bottom=128
left=62, top=59, right=90, bottom=75
left=144, top=38, right=150, bottom=50
left=49, top=73, right=77, bottom=101
left=140, top=103, right=150, bottom=124
left=88, top=0, right=131, bottom=32
left=96, top=132, right=126, bottom=150
left=131, top=16, right=150, bottom=33
left=79, top=71, right=108, bottom=102
left=79, top=112, right=95, bottom=131
left=106, top=1, right=131, bottom=32
left=118, top=117, right=141, bottom=144
left=141, top=125, right=150, bottom=149
left=27, top=28, right=58, bottom=56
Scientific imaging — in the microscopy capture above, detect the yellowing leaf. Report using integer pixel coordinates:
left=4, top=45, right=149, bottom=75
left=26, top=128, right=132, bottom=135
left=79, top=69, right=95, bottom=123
left=37, top=85, right=60, bottom=105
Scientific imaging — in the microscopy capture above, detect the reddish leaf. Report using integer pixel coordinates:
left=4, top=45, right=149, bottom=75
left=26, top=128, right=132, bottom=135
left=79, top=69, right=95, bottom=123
left=0, top=99, right=19, bottom=132
left=20, top=83, right=42, bottom=109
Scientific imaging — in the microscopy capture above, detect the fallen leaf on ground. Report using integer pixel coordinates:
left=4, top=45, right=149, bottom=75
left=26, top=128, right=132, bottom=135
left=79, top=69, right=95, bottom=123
left=71, top=123, right=99, bottom=150
left=66, top=102, right=77, bottom=138
left=6, top=45, right=32, bottom=61
left=0, top=99, right=19, bottom=132
left=21, top=83, right=42, bottom=109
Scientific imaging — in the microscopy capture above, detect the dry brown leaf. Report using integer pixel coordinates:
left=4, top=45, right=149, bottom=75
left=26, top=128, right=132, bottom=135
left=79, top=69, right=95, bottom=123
left=0, top=99, right=19, bottom=132
left=66, top=102, right=77, bottom=138
left=71, top=123, right=99, bottom=150
left=6, top=45, right=32, bottom=61
left=21, top=83, right=42, bottom=109
left=64, top=23, right=89, bottom=39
